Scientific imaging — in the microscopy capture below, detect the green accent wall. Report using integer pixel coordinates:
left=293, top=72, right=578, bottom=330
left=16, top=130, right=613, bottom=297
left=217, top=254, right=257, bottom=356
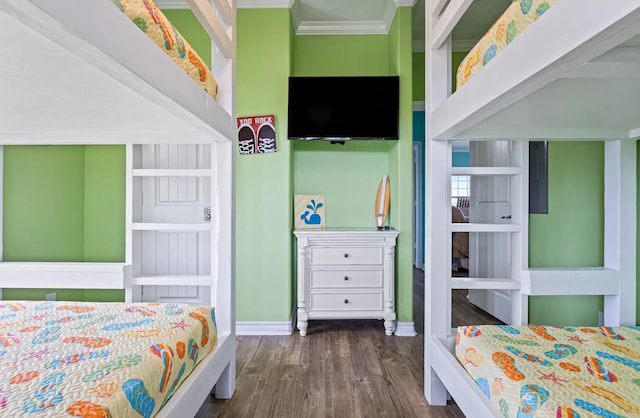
left=529, top=142, right=605, bottom=325
left=4, top=146, right=85, bottom=262
left=387, top=7, right=414, bottom=323
left=294, top=36, right=389, bottom=75
left=235, top=8, right=414, bottom=324
left=236, top=8, right=294, bottom=321
left=3, top=146, right=125, bottom=301
left=412, top=52, right=425, bottom=101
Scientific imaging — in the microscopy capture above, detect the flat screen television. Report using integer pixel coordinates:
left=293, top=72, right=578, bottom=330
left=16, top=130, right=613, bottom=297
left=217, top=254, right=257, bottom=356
left=287, top=76, right=399, bottom=140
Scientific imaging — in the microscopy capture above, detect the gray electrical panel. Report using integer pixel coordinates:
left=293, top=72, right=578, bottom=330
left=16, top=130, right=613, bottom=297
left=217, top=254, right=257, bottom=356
left=529, top=141, right=548, bottom=214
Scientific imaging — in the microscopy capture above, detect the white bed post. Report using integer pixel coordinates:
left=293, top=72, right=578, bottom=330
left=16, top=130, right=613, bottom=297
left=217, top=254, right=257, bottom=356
left=424, top=0, right=452, bottom=404
left=0, top=145, right=3, bottom=301
left=124, top=144, right=135, bottom=302
left=511, top=141, right=528, bottom=325
left=604, top=139, right=636, bottom=326
left=211, top=139, right=235, bottom=398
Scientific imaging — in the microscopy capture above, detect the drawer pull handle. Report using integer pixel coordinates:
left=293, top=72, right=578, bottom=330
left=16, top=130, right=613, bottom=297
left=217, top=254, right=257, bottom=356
left=344, top=276, right=349, bottom=281
left=344, top=299, right=349, bottom=304
left=344, top=253, right=349, bottom=258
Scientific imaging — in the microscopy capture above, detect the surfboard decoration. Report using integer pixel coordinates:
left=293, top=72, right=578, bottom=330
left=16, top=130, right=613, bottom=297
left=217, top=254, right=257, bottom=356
left=375, top=175, right=390, bottom=229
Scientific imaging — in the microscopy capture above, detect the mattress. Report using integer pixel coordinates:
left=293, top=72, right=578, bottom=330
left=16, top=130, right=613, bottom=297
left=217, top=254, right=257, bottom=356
left=456, top=0, right=558, bottom=89
left=456, top=325, right=640, bottom=417
left=112, top=0, right=219, bottom=99
left=0, top=301, right=217, bottom=417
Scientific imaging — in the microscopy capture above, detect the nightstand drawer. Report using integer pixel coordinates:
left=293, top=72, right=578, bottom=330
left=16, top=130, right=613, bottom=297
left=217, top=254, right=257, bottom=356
left=309, top=292, right=383, bottom=311
left=310, top=247, right=382, bottom=265
left=310, top=269, right=382, bottom=288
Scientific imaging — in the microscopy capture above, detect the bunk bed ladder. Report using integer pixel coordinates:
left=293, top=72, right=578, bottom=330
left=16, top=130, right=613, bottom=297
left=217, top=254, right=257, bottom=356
left=127, top=143, right=216, bottom=306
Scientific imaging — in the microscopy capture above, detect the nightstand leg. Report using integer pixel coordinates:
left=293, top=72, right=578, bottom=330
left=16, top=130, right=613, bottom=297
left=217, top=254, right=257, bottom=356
left=384, top=311, right=396, bottom=336
left=297, top=308, right=308, bottom=336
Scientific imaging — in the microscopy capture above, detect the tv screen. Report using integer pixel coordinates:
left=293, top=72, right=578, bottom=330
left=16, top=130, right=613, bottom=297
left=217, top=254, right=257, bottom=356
left=287, top=76, right=399, bottom=140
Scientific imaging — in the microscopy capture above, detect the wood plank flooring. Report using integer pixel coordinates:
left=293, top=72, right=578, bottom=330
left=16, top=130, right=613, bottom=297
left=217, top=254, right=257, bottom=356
left=196, top=268, right=503, bottom=417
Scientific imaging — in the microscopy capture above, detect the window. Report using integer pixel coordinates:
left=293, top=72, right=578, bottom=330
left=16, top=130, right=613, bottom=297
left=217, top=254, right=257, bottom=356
left=451, top=175, right=470, bottom=206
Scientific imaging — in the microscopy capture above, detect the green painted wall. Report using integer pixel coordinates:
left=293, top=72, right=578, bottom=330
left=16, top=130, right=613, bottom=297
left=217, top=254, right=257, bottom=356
left=387, top=7, right=414, bottom=323
left=294, top=36, right=389, bottom=75
left=4, top=146, right=85, bottom=262
left=292, top=9, right=414, bottom=322
left=236, top=8, right=294, bottom=321
left=529, top=142, right=605, bottom=325
left=412, top=52, right=425, bottom=101
left=3, top=146, right=125, bottom=301
left=637, top=141, right=640, bottom=325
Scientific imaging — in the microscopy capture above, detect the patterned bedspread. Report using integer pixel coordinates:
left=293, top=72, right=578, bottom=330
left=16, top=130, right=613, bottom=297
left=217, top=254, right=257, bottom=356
left=0, top=301, right=217, bottom=417
left=112, top=0, right=219, bottom=99
left=456, top=325, right=640, bottom=417
left=456, top=0, right=558, bottom=89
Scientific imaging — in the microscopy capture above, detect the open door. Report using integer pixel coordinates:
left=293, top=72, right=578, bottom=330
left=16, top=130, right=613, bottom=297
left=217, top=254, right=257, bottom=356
left=137, top=144, right=211, bottom=305
left=467, top=140, right=520, bottom=323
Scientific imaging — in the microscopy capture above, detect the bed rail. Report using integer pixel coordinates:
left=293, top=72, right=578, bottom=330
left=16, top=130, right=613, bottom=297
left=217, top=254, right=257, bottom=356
left=187, top=0, right=233, bottom=59
left=429, top=0, right=472, bottom=50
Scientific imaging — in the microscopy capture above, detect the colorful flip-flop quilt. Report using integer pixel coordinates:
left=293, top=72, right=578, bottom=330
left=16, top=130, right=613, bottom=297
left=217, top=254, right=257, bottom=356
left=455, top=0, right=558, bottom=89
left=456, top=325, right=640, bottom=417
left=111, top=0, right=219, bottom=99
left=0, top=301, right=217, bottom=417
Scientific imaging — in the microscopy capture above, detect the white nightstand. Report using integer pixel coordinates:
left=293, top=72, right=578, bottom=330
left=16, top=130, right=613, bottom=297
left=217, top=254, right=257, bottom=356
left=293, top=228, right=399, bottom=336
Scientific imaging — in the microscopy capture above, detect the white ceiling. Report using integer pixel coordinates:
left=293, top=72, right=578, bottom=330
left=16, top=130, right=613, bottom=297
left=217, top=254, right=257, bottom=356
left=160, top=0, right=512, bottom=50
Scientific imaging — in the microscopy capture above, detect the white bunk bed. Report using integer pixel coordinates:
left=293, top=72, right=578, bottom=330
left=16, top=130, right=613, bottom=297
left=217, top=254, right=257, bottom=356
left=0, top=0, right=236, bottom=416
left=424, top=0, right=640, bottom=416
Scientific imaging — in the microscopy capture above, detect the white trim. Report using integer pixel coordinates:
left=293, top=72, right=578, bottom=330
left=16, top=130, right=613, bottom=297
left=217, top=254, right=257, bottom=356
left=153, top=0, right=188, bottom=8
left=236, top=321, right=294, bottom=335
left=290, top=0, right=302, bottom=31
left=394, top=0, right=417, bottom=6
left=412, top=101, right=426, bottom=111
left=296, top=20, right=388, bottom=35
left=237, top=0, right=293, bottom=8
left=382, top=0, right=398, bottom=33
left=394, top=322, right=417, bottom=336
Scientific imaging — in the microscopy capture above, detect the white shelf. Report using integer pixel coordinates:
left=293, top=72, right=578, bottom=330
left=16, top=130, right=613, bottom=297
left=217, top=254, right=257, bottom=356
left=521, top=268, right=620, bottom=296
left=450, top=277, right=521, bottom=290
left=450, top=167, right=521, bottom=176
left=132, top=275, right=212, bottom=286
left=132, top=169, right=213, bottom=177
left=449, top=223, right=520, bottom=233
left=132, top=222, right=212, bottom=231
left=0, top=262, right=132, bottom=289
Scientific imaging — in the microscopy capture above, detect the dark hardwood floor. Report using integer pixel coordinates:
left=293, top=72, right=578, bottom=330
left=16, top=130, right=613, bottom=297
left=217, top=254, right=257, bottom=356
left=196, top=268, right=502, bottom=417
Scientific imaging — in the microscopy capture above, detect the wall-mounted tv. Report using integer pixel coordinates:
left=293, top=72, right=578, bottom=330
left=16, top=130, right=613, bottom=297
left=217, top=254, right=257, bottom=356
left=287, top=76, right=399, bottom=141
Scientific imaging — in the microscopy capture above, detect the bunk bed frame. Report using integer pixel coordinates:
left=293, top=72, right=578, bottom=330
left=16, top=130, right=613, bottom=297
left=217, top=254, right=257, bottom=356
left=424, top=1, right=640, bottom=416
left=0, top=0, right=236, bottom=416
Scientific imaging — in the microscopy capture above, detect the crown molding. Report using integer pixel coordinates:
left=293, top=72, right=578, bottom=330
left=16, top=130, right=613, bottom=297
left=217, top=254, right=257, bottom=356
left=153, top=0, right=188, bottom=8
left=382, top=0, right=397, bottom=33
left=296, top=20, right=389, bottom=35
left=394, top=0, right=417, bottom=6
left=290, top=0, right=302, bottom=30
left=237, top=0, right=293, bottom=8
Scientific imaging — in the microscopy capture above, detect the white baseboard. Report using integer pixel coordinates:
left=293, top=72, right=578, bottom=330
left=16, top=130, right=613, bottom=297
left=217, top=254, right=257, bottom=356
left=394, top=322, right=417, bottom=337
left=236, top=309, right=297, bottom=336
left=236, top=321, right=294, bottom=336
left=236, top=317, right=416, bottom=337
